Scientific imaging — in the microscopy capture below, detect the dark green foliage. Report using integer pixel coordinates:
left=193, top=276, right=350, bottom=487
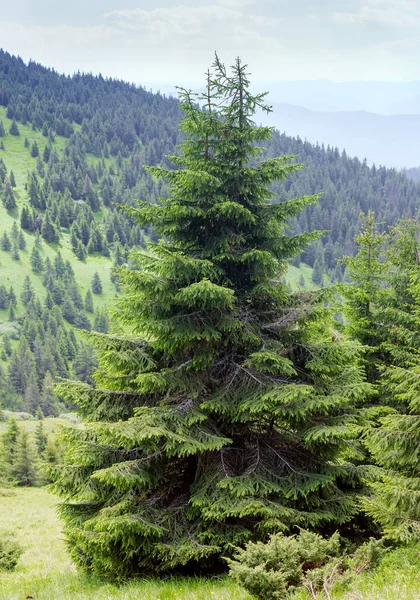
left=41, top=211, right=59, bottom=243
left=2, top=177, right=16, bottom=210
left=18, top=231, right=26, bottom=250
left=52, top=58, right=373, bottom=579
left=24, top=371, right=41, bottom=414
left=13, top=430, right=37, bottom=486
left=312, top=259, right=324, bottom=286
left=0, top=121, right=5, bottom=137
left=2, top=417, right=19, bottom=466
left=9, top=170, right=16, bottom=187
left=11, top=241, right=19, bottom=260
left=8, top=287, right=16, bottom=307
left=91, top=271, right=102, bottom=294
left=2, top=335, right=12, bottom=356
left=31, top=140, right=39, bottom=157
left=20, top=205, right=35, bottom=231
left=40, top=372, right=59, bottom=417
left=93, top=309, right=109, bottom=333
left=84, top=290, right=94, bottom=313
left=30, top=245, right=45, bottom=273
left=9, top=119, right=19, bottom=136
left=341, top=216, right=420, bottom=541
left=35, top=421, right=48, bottom=454
left=20, top=276, right=34, bottom=306
left=0, top=232, right=11, bottom=251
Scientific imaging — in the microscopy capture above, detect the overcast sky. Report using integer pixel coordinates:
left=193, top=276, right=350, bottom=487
left=0, top=0, right=419, bottom=85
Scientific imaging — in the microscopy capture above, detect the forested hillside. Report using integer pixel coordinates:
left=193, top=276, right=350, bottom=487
left=1, top=48, right=420, bottom=416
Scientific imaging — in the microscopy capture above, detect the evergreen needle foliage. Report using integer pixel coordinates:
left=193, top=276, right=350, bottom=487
left=52, top=57, right=373, bottom=579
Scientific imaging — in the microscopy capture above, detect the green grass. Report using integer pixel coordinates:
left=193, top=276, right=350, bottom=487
left=0, top=487, right=250, bottom=600
left=0, top=415, right=73, bottom=439
left=0, top=107, right=67, bottom=188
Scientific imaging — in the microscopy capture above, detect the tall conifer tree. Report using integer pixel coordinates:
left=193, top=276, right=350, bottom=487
left=52, top=57, right=373, bottom=578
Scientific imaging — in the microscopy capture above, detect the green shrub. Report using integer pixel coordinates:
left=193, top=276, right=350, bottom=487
left=227, top=532, right=387, bottom=600
left=0, top=532, right=23, bottom=570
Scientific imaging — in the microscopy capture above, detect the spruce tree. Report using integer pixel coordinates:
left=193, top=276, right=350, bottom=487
left=21, top=276, right=34, bottom=306
left=31, top=141, right=39, bottom=158
left=91, top=272, right=103, bottom=294
left=2, top=416, right=19, bottom=467
left=21, top=205, right=35, bottom=231
left=85, top=289, right=94, bottom=313
left=0, top=120, right=5, bottom=137
left=0, top=232, right=11, bottom=251
left=35, top=420, right=48, bottom=454
left=24, top=371, right=41, bottom=414
left=41, top=211, right=59, bottom=243
left=2, top=177, right=16, bottom=210
left=18, top=230, right=26, bottom=250
left=361, top=220, right=420, bottom=541
left=9, top=119, right=20, bottom=136
left=30, top=245, right=45, bottom=273
left=13, top=430, right=37, bottom=486
left=40, top=372, right=59, bottom=417
left=11, top=241, right=19, bottom=261
left=52, top=57, right=373, bottom=578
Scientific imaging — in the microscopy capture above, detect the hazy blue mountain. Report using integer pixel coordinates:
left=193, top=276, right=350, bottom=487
left=257, top=103, right=420, bottom=169
left=259, top=80, right=420, bottom=115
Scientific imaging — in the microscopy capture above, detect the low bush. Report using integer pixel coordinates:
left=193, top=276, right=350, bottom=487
left=227, top=531, right=387, bottom=600
left=0, top=531, right=23, bottom=570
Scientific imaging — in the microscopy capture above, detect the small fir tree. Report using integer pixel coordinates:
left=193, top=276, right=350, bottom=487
left=2, top=416, right=19, bottom=467
left=91, top=272, right=103, bottom=294
left=0, top=121, right=5, bottom=137
left=20, top=276, right=34, bottom=306
left=31, top=141, right=39, bottom=157
left=13, top=430, right=37, bottom=486
left=361, top=220, right=420, bottom=541
left=35, top=421, right=48, bottom=454
left=2, top=177, right=16, bottom=210
left=52, top=58, right=373, bottom=578
left=41, top=212, right=59, bottom=243
left=0, top=232, right=11, bottom=251
left=20, top=205, right=35, bottom=232
left=39, top=372, right=59, bottom=417
left=18, top=231, right=26, bottom=250
left=9, top=119, right=20, bottom=136
left=30, top=245, right=45, bottom=273
left=11, top=241, right=19, bottom=261
left=84, top=289, right=94, bottom=313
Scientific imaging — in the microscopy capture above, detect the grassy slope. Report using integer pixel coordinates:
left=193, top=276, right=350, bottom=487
left=0, top=415, right=72, bottom=439
left=0, top=487, right=250, bottom=600
left=0, top=106, right=115, bottom=331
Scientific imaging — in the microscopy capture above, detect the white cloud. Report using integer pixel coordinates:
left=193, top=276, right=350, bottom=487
left=333, top=0, right=420, bottom=28
left=0, top=1, right=420, bottom=84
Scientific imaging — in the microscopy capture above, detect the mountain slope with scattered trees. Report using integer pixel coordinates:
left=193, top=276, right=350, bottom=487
left=1, top=47, right=420, bottom=417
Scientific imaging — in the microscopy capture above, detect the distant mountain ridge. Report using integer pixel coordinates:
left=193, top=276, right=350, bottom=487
left=258, top=103, right=420, bottom=169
